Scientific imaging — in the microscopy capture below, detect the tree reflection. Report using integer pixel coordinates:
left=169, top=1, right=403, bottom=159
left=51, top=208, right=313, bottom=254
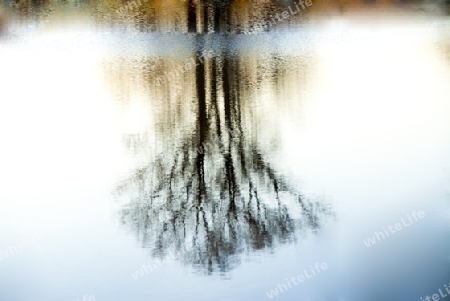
left=115, top=44, right=334, bottom=275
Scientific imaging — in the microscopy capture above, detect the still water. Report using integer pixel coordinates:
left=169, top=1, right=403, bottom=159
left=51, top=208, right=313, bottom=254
left=1, top=4, right=450, bottom=301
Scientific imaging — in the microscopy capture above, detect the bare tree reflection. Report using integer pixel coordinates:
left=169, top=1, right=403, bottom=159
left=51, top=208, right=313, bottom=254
left=115, top=44, right=334, bottom=275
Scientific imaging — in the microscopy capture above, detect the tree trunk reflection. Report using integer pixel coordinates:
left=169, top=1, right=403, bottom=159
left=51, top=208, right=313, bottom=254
left=114, top=40, right=334, bottom=275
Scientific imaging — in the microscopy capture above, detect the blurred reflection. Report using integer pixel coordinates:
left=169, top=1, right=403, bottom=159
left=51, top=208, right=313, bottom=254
left=0, top=8, right=5, bottom=34
left=3, top=0, right=53, bottom=22
left=110, top=37, right=334, bottom=274
left=2, top=0, right=448, bottom=37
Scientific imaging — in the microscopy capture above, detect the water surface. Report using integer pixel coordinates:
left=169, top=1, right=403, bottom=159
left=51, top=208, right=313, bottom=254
left=1, top=5, right=450, bottom=301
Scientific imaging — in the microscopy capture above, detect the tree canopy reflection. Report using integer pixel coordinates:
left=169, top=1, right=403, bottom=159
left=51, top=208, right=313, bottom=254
left=114, top=44, right=334, bottom=275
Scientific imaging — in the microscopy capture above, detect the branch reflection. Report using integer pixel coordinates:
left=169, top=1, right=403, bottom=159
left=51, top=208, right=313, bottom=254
left=112, top=43, right=334, bottom=275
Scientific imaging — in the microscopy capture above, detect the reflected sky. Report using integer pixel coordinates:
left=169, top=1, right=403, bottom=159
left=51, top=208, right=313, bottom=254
left=1, top=4, right=450, bottom=301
